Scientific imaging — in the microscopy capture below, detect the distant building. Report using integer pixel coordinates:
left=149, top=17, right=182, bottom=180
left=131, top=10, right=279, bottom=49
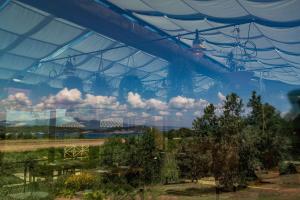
left=57, top=121, right=85, bottom=128
left=100, top=118, right=123, bottom=128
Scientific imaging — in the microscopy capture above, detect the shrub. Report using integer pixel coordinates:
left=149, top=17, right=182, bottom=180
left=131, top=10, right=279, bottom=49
left=64, top=172, right=96, bottom=191
left=83, top=190, right=105, bottom=200
left=279, top=162, right=297, bottom=175
left=8, top=192, right=49, bottom=200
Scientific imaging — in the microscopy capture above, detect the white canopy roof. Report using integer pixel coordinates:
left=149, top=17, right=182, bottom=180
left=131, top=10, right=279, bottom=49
left=107, top=0, right=300, bottom=85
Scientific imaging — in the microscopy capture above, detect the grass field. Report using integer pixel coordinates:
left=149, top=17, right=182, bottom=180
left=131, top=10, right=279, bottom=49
left=0, top=139, right=105, bottom=152
left=146, top=174, right=300, bottom=200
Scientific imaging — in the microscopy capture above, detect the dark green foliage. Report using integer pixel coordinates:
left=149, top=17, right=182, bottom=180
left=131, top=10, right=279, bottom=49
left=190, top=92, right=290, bottom=190
left=88, top=146, right=100, bottom=168
left=99, top=128, right=162, bottom=185
left=279, top=162, right=297, bottom=175
left=160, top=152, right=179, bottom=184
left=247, top=91, right=290, bottom=169
left=193, top=104, right=218, bottom=137
left=167, top=127, right=193, bottom=139
left=0, top=175, right=23, bottom=187
left=177, top=137, right=212, bottom=182
left=220, top=93, right=244, bottom=138
left=136, top=128, right=161, bottom=184
left=100, top=137, right=128, bottom=168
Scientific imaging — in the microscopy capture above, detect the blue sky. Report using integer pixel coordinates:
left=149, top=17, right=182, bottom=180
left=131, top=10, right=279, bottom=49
left=0, top=85, right=295, bottom=128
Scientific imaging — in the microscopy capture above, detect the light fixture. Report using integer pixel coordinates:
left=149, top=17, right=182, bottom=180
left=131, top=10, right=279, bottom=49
left=192, top=29, right=206, bottom=55
left=63, top=57, right=76, bottom=76
left=91, top=73, right=110, bottom=96
left=12, top=74, right=24, bottom=83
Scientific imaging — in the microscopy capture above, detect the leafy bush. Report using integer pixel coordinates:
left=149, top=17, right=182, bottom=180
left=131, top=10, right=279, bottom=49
left=160, top=152, right=180, bottom=184
left=8, top=192, right=49, bottom=200
left=64, top=172, right=96, bottom=191
left=0, top=175, right=23, bottom=187
left=279, top=162, right=297, bottom=175
left=83, top=190, right=105, bottom=200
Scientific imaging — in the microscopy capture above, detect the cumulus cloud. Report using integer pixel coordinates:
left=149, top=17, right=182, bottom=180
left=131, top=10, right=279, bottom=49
left=175, top=112, right=183, bottom=117
left=127, top=92, right=167, bottom=111
left=127, top=92, right=146, bottom=108
left=169, top=96, right=195, bottom=109
left=146, top=98, right=168, bottom=110
left=34, top=88, right=127, bottom=112
left=34, top=88, right=82, bottom=110
left=193, top=110, right=203, bottom=117
left=159, top=111, right=169, bottom=116
left=56, top=88, right=82, bottom=103
left=126, top=112, right=137, bottom=117
left=0, top=89, right=225, bottom=127
left=141, top=112, right=150, bottom=118
left=0, top=92, right=32, bottom=111
left=83, top=94, right=124, bottom=110
left=218, top=91, right=226, bottom=102
left=152, top=115, right=163, bottom=121
left=194, top=99, right=209, bottom=109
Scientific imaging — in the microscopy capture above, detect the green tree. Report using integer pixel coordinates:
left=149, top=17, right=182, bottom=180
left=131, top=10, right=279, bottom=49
left=160, top=152, right=179, bottom=184
left=220, top=93, right=244, bottom=138
left=193, top=103, right=218, bottom=137
left=100, top=137, right=128, bottom=168
left=137, top=128, right=161, bottom=184
left=177, top=137, right=212, bottom=182
left=247, top=91, right=289, bottom=169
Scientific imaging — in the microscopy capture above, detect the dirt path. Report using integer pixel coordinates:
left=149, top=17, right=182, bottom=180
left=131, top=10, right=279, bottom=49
left=0, top=139, right=105, bottom=152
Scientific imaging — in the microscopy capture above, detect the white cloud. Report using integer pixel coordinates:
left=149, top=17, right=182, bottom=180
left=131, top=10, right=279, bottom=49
left=169, top=96, right=195, bottom=109
left=159, top=110, right=169, bottom=116
left=218, top=92, right=226, bottom=102
left=127, top=92, right=167, bottom=111
left=0, top=92, right=32, bottom=111
left=127, top=92, right=146, bottom=108
left=34, top=88, right=128, bottom=112
left=141, top=112, right=150, bottom=118
left=83, top=94, right=123, bottom=110
left=193, top=110, right=203, bottom=117
left=146, top=98, right=168, bottom=110
left=35, top=88, right=82, bottom=110
left=56, top=88, right=82, bottom=103
left=215, top=103, right=224, bottom=116
left=0, top=88, right=221, bottom=127
left=152, top=115, right=163, bottom=121
left=126, top=112, right=136, bottom=117
left=175, top=112, right=183, bottom=117
left=194, top=98, right=209, bottom=109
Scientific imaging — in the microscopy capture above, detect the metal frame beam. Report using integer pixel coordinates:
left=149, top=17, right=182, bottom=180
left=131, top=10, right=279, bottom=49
left=18, top=0, right=229, bottom=79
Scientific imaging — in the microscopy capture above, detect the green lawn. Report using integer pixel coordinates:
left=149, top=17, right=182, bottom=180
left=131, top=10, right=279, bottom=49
left=147, top=174, right=300, bottom=200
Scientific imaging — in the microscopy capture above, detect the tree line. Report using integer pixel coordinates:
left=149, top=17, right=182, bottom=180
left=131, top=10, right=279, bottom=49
left=98, top=91, right=298, bottom=192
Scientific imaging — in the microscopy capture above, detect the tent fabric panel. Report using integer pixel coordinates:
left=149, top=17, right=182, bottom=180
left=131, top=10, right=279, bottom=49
left=31, top=19, right=85, bottom=45
left=118, top=51, right=155, bottom=67
left=133, top=13, right=182, bottom=31
left=72, top=33, right=116, bottom=53
left=139, top=59, right=168, bottom=72
left=77, top=57, right=111, bottom=72
left=240, top=0, right=300, bottom=22
left=103, top=63, right=129, bottom=76
left=9, top=38, right=58, bottom=59
left=142, top=0, right=197, bottom=15
left=107, top=0, right=154, bottom=11
left=0, top=68, right=16, bottom=79
left=0, top=53, right=36, bottom=70
left=184, top=0, right=247, bottom=18
left=0, top=2, right=46, bottom=34
left=102, top=46, right=137, bottom=61
left=255, top=24, right=300, bottom=43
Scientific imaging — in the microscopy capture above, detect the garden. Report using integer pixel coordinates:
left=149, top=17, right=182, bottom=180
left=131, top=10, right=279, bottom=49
left=0, top=92, right=300, bottom=200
